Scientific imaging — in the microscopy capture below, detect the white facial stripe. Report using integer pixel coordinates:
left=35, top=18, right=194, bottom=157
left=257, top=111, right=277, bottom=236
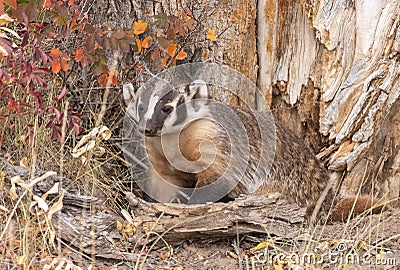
left=165, top=94, right=183, bottom=108
left=189, top=80, right=208, bottom=99
left=144, top=94, right=159, bottom=120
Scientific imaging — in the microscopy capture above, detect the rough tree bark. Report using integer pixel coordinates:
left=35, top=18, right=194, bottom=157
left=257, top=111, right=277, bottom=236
left=258, top=0, right=400, bottom=206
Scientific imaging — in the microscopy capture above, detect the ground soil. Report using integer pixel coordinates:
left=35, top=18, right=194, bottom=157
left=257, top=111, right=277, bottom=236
left=92, top=208, right=400, bottom=269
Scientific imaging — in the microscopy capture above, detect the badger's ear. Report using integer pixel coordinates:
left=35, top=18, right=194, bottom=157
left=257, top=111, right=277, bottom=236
left=186, top=80, right=209, bottom=99
left=122, top=83, right=136, bottom=106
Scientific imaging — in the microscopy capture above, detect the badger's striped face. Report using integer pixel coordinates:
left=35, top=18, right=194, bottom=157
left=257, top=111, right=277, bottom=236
left=129, top=80, right=211, bottom=137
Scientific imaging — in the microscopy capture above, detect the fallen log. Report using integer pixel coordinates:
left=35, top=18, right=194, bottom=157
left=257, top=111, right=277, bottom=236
left=125, top=192, right=307, bottom=244
left=1, top=160, right=308, bottom=261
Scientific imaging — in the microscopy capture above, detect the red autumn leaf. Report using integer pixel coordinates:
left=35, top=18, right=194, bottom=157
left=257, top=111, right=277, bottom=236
left=53, top=107, right=62, bottom=122
left=7, top=99, right=17, bottom=110
left=3, top=0, right=17, bottom=9
left=111, top=73, right=118, bottom=86
left=75, top=48, right=84, bottom=62
left=55, top=87, right=67, bottom=101
left=52, top=59, right=61, bottom=73
left=72, top=121, right=81, bottom=135
left=98, top=73, right=108, bottom=87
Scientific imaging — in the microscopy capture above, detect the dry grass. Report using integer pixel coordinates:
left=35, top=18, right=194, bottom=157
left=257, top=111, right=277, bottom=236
left=0, top=77, right=133, bottom=268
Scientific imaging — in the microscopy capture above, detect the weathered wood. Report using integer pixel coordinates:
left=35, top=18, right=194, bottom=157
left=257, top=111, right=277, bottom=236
left=125, top=192, right=307, bottom=244
left=257, top=0, right=400, bottom=207
left=1, top=161, right=308, bottom=259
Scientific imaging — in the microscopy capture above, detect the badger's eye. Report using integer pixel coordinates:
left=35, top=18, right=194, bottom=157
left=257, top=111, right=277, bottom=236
left=138, top=104, right=144, bottom=112
left=162, top=106, right=173, bottom=115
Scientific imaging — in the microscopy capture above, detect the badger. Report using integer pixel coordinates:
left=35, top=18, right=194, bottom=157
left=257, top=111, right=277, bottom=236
left=124, top=79, right=383, bottom=221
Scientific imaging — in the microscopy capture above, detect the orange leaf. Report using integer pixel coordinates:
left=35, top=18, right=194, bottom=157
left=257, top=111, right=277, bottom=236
left=75, top=48, right=84, bottom=62
left=206, top=29, right=217, bottom=41
left=133, top=20, right=147, bottom=35
left=142, top=36, right=152, bottom=49
left=52, top=59, right=61, bottom=74
left=50, top=48, right=61, bottom=59
left=136, top=38, right=142, bottom=53
left=60, top=58, right=69, bottom=72
left=167, top=43, right=177, bottom=57
left=175, top=49, right=187, bottom=60
left=161, top=56, right=168, bottom=68
left=98, top=73, right=108, bottom=87
left=70, top=17, right=77, bottom=28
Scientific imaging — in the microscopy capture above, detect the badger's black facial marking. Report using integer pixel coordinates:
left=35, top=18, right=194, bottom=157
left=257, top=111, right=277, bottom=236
left=173, top=95, right=187, bottom=126
left=140, top=81, right=210, bottom=136
left=162, top=106, right=173, bottom=115
left=177, top=95, right=186, bottom=106
left=144, top=90, right=177, bottom=136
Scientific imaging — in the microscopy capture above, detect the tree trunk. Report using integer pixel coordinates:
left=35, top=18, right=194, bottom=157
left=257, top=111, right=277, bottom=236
left=258, top=0, right=400, bottom=206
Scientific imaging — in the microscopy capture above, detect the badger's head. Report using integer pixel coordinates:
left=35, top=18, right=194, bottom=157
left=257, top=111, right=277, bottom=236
left=125, top=80, right=211, bottom=137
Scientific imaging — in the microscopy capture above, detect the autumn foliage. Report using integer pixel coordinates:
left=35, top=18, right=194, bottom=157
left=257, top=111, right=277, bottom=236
left=0, top=0, right=219, bottom=147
